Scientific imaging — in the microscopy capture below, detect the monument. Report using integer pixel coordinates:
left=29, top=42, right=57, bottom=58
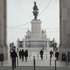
left=33, top=1, right=39, bottom=20
left=17, top=1, right=48, bottom=59
left=25, top=1, right=47, bottom=48
left=0, top=0, right=8, bottom=60
left=31, top=1, right=41, bottom=40
left=17, top=2, right=47, bottom=49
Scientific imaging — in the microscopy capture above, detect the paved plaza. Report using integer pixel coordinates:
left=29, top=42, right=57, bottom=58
left=0, top=47, right=70, bottom=70
left=0, top=47, right=70, bottom=67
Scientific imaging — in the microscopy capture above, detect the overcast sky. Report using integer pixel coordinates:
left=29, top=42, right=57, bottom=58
left=7, top=0, right=59, bottom=45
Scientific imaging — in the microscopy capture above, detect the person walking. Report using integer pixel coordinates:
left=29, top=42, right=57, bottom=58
left=24, top=49, right=28, bottom=62
left=19, top=50, right=22, bottom=59
left=49, top=50, right=53, bottom=66
left=10, top=49, right=17, bottom=70
left=40, top=49, right=44, bottom=60
left=21, top=49, right=25, bottom=61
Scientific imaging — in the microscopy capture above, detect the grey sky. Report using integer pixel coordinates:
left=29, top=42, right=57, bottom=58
left=7, top=0, right=59, bottom=44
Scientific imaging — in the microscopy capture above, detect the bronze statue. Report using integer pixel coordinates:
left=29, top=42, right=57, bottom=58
left=33, top=1, right=39, bottom=19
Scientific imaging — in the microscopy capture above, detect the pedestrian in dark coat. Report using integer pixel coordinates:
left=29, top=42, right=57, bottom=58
left=21, top=49, right=25, bottom=61
left=40, top=49, right=44, bottom=60
left=24, top=49, right=28, bottom=62
left=19, top=50, right=22, bottom=59
left=55, top=52, right=59, bottom=60
left=10, top=50, right=17, bottom=69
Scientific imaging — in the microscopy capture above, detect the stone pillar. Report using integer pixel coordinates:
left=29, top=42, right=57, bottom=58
left=0, top=0, right=8, bottom=60
left=59, top=0, right=70, bottom=60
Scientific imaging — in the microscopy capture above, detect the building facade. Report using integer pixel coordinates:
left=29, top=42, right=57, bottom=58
left=0, top=0, right=7, bottom=60
left=60, top=0, right=70, bottom=60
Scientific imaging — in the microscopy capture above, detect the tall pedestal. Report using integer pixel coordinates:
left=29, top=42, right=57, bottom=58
left=31, top=19, right=41, bottom=40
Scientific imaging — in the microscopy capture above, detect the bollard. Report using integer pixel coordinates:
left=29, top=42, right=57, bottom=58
left=17, top=56, right=18, bottom=66
left=33, top=56, right=36, bottom=70
left=0, top=54, right=4, bottom=66
left=55, top=59, right=56, bottom=70
left=50, top=56, right=51, bottom=66
left=12, top=66, right=15, bottom=70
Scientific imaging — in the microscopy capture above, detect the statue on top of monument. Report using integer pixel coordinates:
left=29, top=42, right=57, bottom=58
left=33, top=1, right=39, bottom=19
